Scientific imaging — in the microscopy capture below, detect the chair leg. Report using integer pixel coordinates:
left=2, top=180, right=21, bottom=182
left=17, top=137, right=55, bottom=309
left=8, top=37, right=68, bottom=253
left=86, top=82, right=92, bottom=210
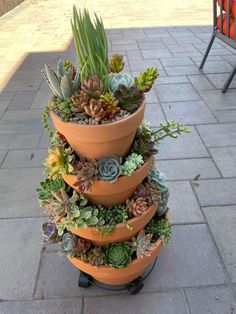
left=199, top=33, right=216, bottom=69
left=222, top=65, right=236, bottom=93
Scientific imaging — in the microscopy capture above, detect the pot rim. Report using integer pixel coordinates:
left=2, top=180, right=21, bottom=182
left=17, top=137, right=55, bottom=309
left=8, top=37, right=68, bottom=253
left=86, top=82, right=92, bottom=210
left=49, top=96, right=146, bottom=129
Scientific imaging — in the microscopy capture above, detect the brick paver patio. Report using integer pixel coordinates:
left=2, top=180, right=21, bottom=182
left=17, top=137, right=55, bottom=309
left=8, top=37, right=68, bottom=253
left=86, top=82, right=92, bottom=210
left=0, top=1, right=236, bottom=313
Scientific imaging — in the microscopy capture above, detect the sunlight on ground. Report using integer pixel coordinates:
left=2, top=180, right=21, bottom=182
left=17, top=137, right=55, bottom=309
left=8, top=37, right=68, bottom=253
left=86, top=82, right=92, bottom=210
left=0, top=0, right=212, bottom=91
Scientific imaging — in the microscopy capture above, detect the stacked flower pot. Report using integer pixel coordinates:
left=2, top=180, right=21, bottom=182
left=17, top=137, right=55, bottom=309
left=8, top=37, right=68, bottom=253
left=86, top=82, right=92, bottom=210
left=38, top=6, right=189, bottom=292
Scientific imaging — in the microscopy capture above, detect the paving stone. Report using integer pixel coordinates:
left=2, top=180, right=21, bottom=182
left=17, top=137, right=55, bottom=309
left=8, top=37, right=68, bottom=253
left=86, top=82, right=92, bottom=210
left=144, top=102, right=166, bottom=126
left=112, top=44, right=139, bottom=51
left=126, top=49, right=143, bottom=60
left=0, top=298, right=83, bottom=314
left=7, top=91, right=37, bottom=110
left=213, top=109, right=236, bottom=123
left=35, top=251, right=114, bottom=298
left=0, top=217, right=44, bottom=299
left=203, top=206, right=236, bottom=283
left=143, top=225, right=226, bottom=290
left=2, top=148, right=47, bottom=168
left=199, top=90, right=236, bottom=111
left=158, top=158, right=221, bottom=180
left=172, top=51, right=203, bottom=58
left=160, top=57, right=194, bottom=67
left=4, top=79, right=43, bottom=92
left=0, top=133, right=40, bottom=150
left=166, top=181, right=204, bottom=224
left=207, top=73, right=236, bottom=89
left=167, top=44, right=198, bottom=53
left=174, top=36, right=203, bottom=44
left=222, top=54, right=236, bottom=65
left=197, top=123, right=236, bottom=147
left=209, top=48, right=233, bottom=56
left=155, top=83, right=200, bottom=102
left=155, top=76, right=189, bottom=85
left=191, top=55, right=224, bottom=64
left=129, top=59, right=163, bottom=72
left=201, top=61, right=233, bottom=74
left=165, top=65, right=200, bottom=76
left=137, top=41, right=166, bottom=50
left=188, top=75, right=215, bottom=90
left=111, top=39, right=136, bottom=45
left=193, top=178, right=236, bottom=206
left=0, top=100, right=10, bottom=111
left=0, top=168, right=45, bottom=218
left=209, top=147, right=236, bottom=177
left=144, top=89, right=158, bottom=103
left=185, top=286, right=236, bottom=314
left=37, top=130, right=50, bottom=148
left=0, top=110, right=42, bottom=134
left=142, top=49, right=172, bottom=59
left=0, top=150, right=6, bottom=165
left=84, top=291, right=188, bottom=314
left=0, top=91, right=16, bottom=102
left=30, top=88, right=51, bottom=109
left=162, top=101, right=217, bottom=125
left=157, top=126, right=209, bottom=159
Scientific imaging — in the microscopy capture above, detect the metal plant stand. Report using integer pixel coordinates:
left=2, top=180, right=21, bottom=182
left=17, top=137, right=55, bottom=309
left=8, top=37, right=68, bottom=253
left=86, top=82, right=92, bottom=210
left=200, top=0, right=236, bottom=92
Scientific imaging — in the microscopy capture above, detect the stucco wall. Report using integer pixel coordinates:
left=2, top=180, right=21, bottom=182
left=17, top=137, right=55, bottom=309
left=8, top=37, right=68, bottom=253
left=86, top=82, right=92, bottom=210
left=0, top=0, right=24, bottom=16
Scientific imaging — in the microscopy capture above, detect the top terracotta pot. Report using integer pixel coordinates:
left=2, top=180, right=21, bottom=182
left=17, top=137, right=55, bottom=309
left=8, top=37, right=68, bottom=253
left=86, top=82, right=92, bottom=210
left=49, top=99, right=146, bottom=160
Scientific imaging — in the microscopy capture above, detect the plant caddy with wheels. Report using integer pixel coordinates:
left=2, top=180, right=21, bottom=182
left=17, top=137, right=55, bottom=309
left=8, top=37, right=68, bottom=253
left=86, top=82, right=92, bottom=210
left=38, top=6, right=190, bottom=295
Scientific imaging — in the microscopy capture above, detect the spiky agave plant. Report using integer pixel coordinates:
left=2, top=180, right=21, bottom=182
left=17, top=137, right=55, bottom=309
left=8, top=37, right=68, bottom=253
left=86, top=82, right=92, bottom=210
left=71, top=7, right=109, bottom=89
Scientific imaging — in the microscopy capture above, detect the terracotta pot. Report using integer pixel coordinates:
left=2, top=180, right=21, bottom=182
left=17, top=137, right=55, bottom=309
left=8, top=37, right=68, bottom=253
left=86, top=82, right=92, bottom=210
left=62, top=157, right=153, bottom=207
left=67, top=203, right=158, bottom=246
left=50, top=99, right=145, bottom=160
left=69, top=236, right=163, bottom=285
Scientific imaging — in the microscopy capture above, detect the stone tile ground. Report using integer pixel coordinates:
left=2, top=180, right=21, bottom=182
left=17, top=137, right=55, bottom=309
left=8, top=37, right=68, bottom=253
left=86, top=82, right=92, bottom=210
left=0, top=1, right=236, bottom=313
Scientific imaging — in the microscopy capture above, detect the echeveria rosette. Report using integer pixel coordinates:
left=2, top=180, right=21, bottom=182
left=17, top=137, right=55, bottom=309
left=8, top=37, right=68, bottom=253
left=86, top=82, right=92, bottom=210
left=109, top=73, right=133, bottom=93
left=42, top=222, right=59, bottom=245
left=60, top=232, right=77, bottom=257
left=121, top=153, right=144, bottom=176
left=98, top=156, right=122, bottom=183
left=105, top=243, right=132, bottom=268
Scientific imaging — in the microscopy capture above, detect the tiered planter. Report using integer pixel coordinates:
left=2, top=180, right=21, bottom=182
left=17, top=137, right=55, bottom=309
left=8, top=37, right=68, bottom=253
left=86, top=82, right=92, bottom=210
left=49, top=98, right=166, bottom=286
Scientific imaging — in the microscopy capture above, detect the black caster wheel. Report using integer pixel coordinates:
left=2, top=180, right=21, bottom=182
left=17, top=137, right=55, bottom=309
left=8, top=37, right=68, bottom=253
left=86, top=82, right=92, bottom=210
left=125, top=277, right=144, bottom=295
left=78, top=271, right=92, bottom=288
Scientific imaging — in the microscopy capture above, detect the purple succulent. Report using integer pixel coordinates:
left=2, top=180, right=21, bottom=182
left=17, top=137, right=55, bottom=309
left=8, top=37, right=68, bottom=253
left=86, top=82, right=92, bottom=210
left=42, top=222, right=59, bottom=244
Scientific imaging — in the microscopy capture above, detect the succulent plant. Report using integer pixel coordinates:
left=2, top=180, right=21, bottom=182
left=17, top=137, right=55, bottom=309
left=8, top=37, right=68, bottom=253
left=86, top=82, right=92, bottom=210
left=113, top=84, right=144, bottom=112
left=128, top=229, right=156, bottom=259
left=109, top=73, right=133, bottom=93
left=84, top=99, right=106, bottom=121
left=134, top=67, right=158, bottom=93
left=50, top=99, right=75, bottom=122
left=100, top=92, right=120, bottom=119
left=148, top=166, right=167, bottom=191
left=60, top=232, right=78, bottom=257
left=41, top=222, right=59, bottom=244
left=109, top=54, right=125, bottom=73
left=81, top=76, right=104, bottom=99
left=133, top=183, right=152, bottom=205
left=50, top=132, right=67, bottom=147
left=43, top=59, right=80, bottom=101
left=121, top=153, right=144, bottom=176
left=44, top=188, right=78, bottom=222
left=88, top=247, right=106, bottom=266
left=126, top=197, right=148, bottom=217
left=98, top=156, right=122, bottom=183
left=145, top=217, right=171, bottom=244
left=71, top=91, right=89, bottom=113
left=75, top=159, right=99, bottom=191
left=132, top=135, right=157, bottom=160
left=76, top=238, right=91, bottom=256
left=37, top=177, right=68, bottom=207
left=146, top=178, right=169, bottom=216
left=105, top=243, right=132, bottom=268
left=44, top=146, right=74, bottom=180
left=71, top=7, right=109, bottom=87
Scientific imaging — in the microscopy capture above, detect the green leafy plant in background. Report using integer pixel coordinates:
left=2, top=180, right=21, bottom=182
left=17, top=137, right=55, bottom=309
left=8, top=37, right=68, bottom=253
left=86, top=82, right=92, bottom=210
left=71, top=6, right=109, bottom=88
left=105, top=243, right=132, bottom=268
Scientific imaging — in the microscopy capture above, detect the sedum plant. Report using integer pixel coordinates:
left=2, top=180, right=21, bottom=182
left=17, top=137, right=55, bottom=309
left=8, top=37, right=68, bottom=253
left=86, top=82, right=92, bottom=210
left=121, top=153, right=144, bottom=176
left=105, top=243, right=132, bottom=268
left=100, top=92, right=120, bottom=119
left=98, top=156, right=122, bottom=183
left=44, top=146, right=74, bottom=180
left=145, top=217, right=171, bottom=244
left=43, top=59, right=80, bottom=101
left=109, top=54, right=125, bottom=73
left=71, top=7, right=109, bottom=87
left=134, top=67, right=159, bottom=93
left=128, top=229, right=156, bottom=259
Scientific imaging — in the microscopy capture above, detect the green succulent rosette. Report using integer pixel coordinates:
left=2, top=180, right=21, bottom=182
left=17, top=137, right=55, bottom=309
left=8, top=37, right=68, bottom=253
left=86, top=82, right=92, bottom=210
left=105, top=243, right=132, bottom=268
left=98, top=156, right=122, bottom=183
